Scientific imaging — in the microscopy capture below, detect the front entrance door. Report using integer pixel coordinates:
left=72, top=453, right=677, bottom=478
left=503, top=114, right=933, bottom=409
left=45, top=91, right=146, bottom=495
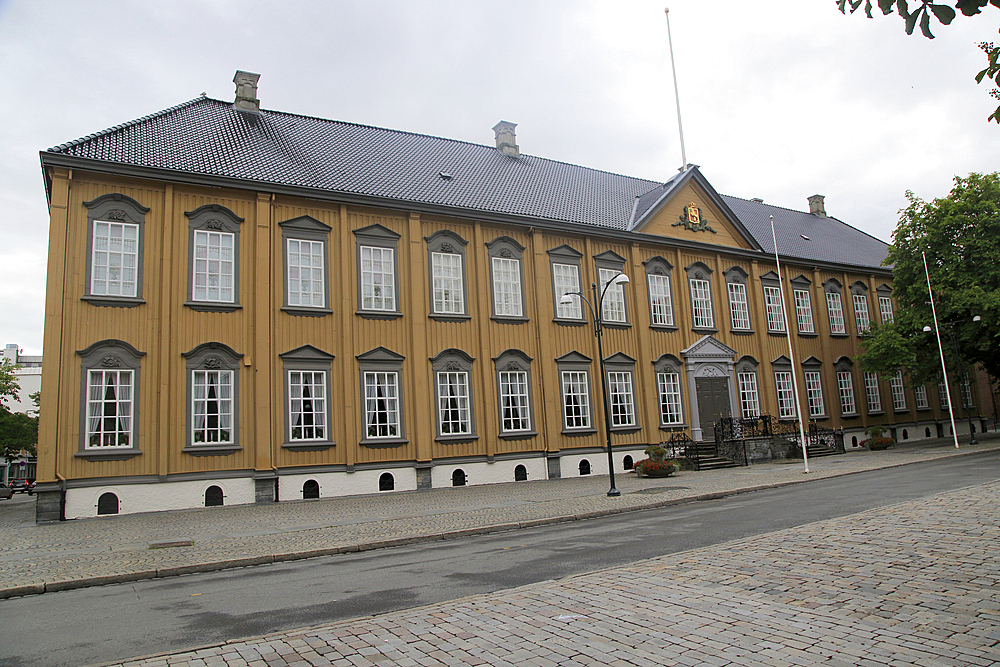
left=696, top=377, right=732, bottom=441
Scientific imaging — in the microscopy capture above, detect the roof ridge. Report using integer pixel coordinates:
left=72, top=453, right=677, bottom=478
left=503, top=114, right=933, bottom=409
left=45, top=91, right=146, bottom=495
left=46, top=95, right=210, bottom=153
left=723, top=193, right=889, bottom=247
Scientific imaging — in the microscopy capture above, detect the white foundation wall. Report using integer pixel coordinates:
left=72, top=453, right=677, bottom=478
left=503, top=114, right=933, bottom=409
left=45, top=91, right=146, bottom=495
left=278, top=468, right=418, bottom=501
left=430, top=458, right=547, bottom=488
left=64, top=478, right=256, bottom=519
left=559, top=447, right=647, bottom=479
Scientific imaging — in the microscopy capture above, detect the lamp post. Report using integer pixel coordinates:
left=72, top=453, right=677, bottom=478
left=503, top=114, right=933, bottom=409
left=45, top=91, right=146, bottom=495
left=925, top=316, right=981, bottom=445
left=561, top=272, right=630, bottom=497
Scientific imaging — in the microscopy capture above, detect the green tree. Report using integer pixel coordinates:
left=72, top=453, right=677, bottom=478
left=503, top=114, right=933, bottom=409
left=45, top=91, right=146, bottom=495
left=0, top=358, right=19, bottom=408
left=857, top=172, right=1000, bottom=385
left=838, top=0, right=1000, bottom=122
left=0, top=359, right=37, bottom=458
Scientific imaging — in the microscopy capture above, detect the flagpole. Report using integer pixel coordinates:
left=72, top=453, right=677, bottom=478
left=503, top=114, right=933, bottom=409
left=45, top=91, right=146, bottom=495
left=664, top=7, right=687, bottom=170
left=923, top=251, right=960, bottom=448
left=770, top=216, right=809, bottom=473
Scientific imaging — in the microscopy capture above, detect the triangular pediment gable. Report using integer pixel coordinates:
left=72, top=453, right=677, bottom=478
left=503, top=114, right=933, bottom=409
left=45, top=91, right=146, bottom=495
left=357, top=346, right=405, bottom=362
left=593, top=249, right=626, bottom=264
left=556, top=350, right=592, bottom=364
left=603, top=352, right=636, bottom=364
left=630, top=167, right=761, bottom=251
left=280, top=344, right=334, bottom=361
left=681, top=335, right=737, bottom=360
left=279, top=215, right=331, bottom=233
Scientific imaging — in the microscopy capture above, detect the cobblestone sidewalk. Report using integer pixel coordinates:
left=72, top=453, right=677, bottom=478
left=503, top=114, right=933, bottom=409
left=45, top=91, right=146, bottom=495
left=98, top=474, right=1000, bottom=666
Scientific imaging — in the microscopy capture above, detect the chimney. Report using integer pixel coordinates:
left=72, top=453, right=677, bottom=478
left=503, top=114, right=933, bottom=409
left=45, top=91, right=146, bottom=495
left=492, top=121, right=519, bottom=156
left=808, top=194, right=827, bottom=217
left=233, top=70, right=261, bottom=113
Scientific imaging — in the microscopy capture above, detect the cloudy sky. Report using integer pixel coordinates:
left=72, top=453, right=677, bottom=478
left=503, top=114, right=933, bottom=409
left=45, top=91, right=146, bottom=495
left=1, top=0, right=997, bottom=356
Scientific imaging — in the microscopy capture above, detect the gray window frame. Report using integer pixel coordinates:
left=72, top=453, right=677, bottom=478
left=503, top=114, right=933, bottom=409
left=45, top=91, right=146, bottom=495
left=280, top=345, right=336, bottom=451
left=686, top=261, right=717, bottom=332
left=486, top=236, right=528, bottom=323
left=76, top=339, right=145, bottom=460
left=493, top=349, right=537, bottom=440
left=357, top=346, right=408, bottom=447
left=604, top=352, right=640, bottom=433
left=834, top=357, right=859, bottom=418
left=876, top=284, right=894, bottom=324
left=802, top=356, right=827, bottom=419
left=653, top=354, right=686, bottom=428
left=594, top=250, right=630, bottom=328
left=772, top=356, right=796, bottom=420
left=735, top=356, right=761, bottom=419
left=724, top=266, right=752, bottom=333
left=355, top=224, right=402, bottom=320
left=431, top=348, right=477, bottom=443
left=185, top=204, right=244, bottom=312
left=759, top=271, right=787, bottom=335
left=280, top=215, right=333, bottom=317
left=549, top=245, right=586, bottom=326
left=790, top=274, right=816, bottom=337
left=425, top=230, right=470, bottom=322
left=83, top=194, right=149, bottom=308
left=823, top=278, right=847, bottom=337
left=182, top=342, right=243, bottom=456
left=556, top=351, right=597, bottom=436
left=643, top=256, right=676, bottom=330
left=850, top=281, right=871, bottom=335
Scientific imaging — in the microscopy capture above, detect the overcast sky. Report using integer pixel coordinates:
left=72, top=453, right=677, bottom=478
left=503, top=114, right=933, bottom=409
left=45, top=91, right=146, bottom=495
left=1, top=0, right=997, bottom=356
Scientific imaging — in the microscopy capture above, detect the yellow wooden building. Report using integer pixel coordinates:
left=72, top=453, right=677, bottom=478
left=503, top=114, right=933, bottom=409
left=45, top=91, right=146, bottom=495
left=33, top=72, right=972, bottom=521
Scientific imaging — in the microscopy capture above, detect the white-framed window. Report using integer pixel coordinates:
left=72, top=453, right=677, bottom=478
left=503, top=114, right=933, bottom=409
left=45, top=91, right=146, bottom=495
left=826, top=291, right=846, bottom=334
left=938, top=382, right=950, bottom=409
left=914, top=385, right=930, bottom=410
left=804, top=370, right=825, bottom=417
left=193, top=230, right=236, bottom=303
left=436, top=371, right=471, bottom=436
left=961, top=374, right=974, bottom=408
left=763, top=286, right=786, bottom=332
left=87, top=369, right=134, bottom=449
left=553, top=263, right=582, bottom=319
left=492, top=257, right=523, bottom=317
left=853, top=293, right=871, bottom=334
left=879, top=296, right=894, bottom=324
left=432, top=252, right=464, bottom=315
left=92, top=221, right=139, bottom=298
left=561, top=370, right=591, bottom=430
left=288, top=370, right=327, bottom=441
left=192, top=369, right=234, bottom=444
left=361, top=245, right=396, bottom=312
left=598, top=268, right=626, bottom=323
left=890, top=371, right=907, bottom=411
left=648, top=273, right=674, bottom=326
left=690, top=278, right=714, bottom=328
left=657, top=371, right=683, bottom=425
left=837, top=371, right=856, bottom=415
left=864, top=372, right=882, bottom=413
left=607, top=371, right=636, bottom=427
left=364, top=371, right=400, bottom=438
left=738, top=372, right=761, bottom=418
left=774, top=371, right=796, bottom=418
left=727, top=282, right=751, bottom=331
left=499, top=369, right=531, bottom=433
left=287, top=239, right=325, bottom=309
left=794, top=289, right=814, bottom=334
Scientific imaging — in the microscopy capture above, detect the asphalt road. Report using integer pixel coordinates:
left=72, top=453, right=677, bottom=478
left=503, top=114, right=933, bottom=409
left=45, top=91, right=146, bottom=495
left=2, top=451, right=998, bottom=667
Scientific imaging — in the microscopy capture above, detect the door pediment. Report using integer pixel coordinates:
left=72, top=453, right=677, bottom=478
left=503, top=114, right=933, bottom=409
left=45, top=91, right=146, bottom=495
left=681, top=335, right=737, bottom=361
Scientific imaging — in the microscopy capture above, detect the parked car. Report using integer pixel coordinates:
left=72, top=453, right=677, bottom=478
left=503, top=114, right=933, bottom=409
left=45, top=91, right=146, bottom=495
left=0, top=485, right=12, bottom=500
left=8, top=479, right=34, bottom=495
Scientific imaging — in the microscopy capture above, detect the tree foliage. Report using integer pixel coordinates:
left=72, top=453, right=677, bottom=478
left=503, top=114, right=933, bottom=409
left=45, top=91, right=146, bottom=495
left=857, top=172, right=1000, bottom=384
left=0, top=358, right=19, bottom=409
left=838, top=0, right=1000, bottom=122
left=0, top=359, right=36, bottom=458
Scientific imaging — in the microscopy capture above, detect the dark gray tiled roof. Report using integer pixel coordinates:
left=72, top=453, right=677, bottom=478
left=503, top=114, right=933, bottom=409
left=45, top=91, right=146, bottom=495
left=45, top=96, right=890, bottom=269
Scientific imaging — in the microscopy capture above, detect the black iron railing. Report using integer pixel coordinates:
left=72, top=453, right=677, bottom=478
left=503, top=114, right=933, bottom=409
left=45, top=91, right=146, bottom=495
left=785, top=422, right=846, bottom=454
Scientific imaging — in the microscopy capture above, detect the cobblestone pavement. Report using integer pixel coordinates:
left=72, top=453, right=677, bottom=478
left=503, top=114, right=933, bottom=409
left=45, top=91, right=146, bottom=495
left=1, top=437, right=998, bottom=601
left=96, top=458, right=1000, bottom=666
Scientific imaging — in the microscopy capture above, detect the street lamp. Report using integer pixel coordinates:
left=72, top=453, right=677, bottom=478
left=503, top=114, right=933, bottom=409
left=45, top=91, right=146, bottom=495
left=923, top=315, right=981, bottom=445
left=560, top=272, right=630, bottom=497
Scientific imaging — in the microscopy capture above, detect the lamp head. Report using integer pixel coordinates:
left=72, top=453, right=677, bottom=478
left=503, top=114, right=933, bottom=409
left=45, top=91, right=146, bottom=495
left=923, top=326, right=932, bottom=332
left=560, top=294, right=575, bottom=305
left=611, top=273, right=629, bottom=286
left=973, top=315, right=981, bottom=322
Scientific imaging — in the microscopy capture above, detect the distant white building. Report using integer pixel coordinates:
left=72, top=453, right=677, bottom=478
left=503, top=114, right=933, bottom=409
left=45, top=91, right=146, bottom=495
left=2, top=344, right=40, bottom=482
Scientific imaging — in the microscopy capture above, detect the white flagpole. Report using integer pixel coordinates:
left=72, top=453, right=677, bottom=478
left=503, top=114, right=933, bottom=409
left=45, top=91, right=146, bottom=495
left=770, top=215, right=810, bottom=473
left=923, top=251, right=959, bottom=448
left=664, top=7, right=687, bottom=170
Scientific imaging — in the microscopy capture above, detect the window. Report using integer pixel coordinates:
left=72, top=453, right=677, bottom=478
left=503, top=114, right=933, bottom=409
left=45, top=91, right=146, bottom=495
left=824, top=279, right=846, bottom=335
left=357, top=347, right=407, bottom=446
left=486, top=236, right=527, bottom=321
left=687, top=262, right=715, bottom=330
left=595, top=251, right=628, bottom=325
left=281, top=215, right=332, bottom=316
left=864, top=372, right=883, bottom=413
left=355, top=224, right=402, bottom=319
left=725, top=267, right=751, bottom=331
left=914, top=385, right=930, bottom=410
left=494, top=350, right=536, bottom=439
left=280, top=345, right=335, bottom=451
left=83, top=193, right=148, bottom=307
left=794, top=289, right=814, bottom=334
left=186, top=204, right=243, bottom=312
left=431, top=349, right=476, bottom=442
left=961, top=374, right=974, bottom=408
left=605, top=353, right=639, bottom=431
left=653, top=355, right=684, bottom=427
left=803, top=370, right=825, bottom=418
left=851, top=283, right=871, bottom=334
left=877, top=285, right=894, bottom=324
left=890, top=371, right=907, bottom=411
left=832, top=363, right=855, bottom=418
left=77, top=339, right=144, bottom=460
left=735, top=357, right=761, bottom=419
left=938, top=382, right=950, bottom=409
left=557, top=352, right=596, bottom=435
left=426, top=230, right=469, bottom=321
left=183, top=343, right=242, bottom=456
left=758, top=272, right=785, bottom=334
left=774, top=371, right=796, bottom=419
left=645, top=257, right=675, bottom=328
left=549, top=245, right=584, bottom=323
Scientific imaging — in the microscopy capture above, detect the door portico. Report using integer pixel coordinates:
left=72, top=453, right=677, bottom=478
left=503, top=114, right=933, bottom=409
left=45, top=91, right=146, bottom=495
left=681, top=336, right=739, bottom=441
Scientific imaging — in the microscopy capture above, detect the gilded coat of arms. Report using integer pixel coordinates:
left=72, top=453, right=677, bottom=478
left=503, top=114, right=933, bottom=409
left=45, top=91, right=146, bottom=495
left=673, top=202, right=717, bottom=234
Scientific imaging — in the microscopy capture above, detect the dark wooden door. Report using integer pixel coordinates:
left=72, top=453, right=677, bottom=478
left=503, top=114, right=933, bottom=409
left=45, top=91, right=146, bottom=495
left=696, top=377, right=732, bottom=441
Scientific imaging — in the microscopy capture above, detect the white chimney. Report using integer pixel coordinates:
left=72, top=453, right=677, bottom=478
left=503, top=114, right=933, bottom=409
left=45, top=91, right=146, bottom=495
left=233, top=70, right=261, bottom=113
left=492, top=121, right=519, bottom=156
left=808, top=194, right=827, bottom=218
